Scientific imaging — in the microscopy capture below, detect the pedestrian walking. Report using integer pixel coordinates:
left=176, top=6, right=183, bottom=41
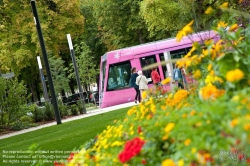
left=136, top=70, right=148, bottom=101
left=130, top=67, right=141, bottom=103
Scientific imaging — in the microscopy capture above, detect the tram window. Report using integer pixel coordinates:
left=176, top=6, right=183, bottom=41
left=107, top=61, right=131, bottom=91
left=170, top=47, right=191, bottom=67
left=140, top=55, right=157, bottom=84
left=170, top=48, right=186, bottom=59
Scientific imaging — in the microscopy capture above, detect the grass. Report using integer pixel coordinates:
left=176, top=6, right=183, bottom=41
left=0, top=106, right=131, bottom=166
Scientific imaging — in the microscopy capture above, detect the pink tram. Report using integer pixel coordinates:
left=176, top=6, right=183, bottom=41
left=99, top=31, right=219, bottom=108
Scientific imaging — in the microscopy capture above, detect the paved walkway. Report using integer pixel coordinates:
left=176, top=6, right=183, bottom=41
left=0, top=102, right=136, bottom=140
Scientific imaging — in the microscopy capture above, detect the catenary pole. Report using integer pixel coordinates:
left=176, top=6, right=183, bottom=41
left=31, top=0, right=61, bottom=124
left=66, top=34, right=86, bottom=114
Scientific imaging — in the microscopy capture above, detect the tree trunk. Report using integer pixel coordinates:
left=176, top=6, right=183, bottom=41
left=69, top=79, right=75, bottom=94
left=29, top=83, right=36, bottom=102
left=138, top=29, right=145, bottom=44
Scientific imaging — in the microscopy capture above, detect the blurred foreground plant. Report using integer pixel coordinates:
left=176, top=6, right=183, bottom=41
left=59, top=4, right=250, bottom=166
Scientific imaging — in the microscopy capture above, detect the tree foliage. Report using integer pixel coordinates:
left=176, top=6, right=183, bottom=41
left=79, top=0, right=107, bottom=69
left=74, top=42, right=99, bottom=89
left=140, top=0, right=247, bottom=36
left=0, top=0, right=84, bottom=100
left=90, top=0, right=153, bottom=50
left=48, top=56, right=70, bottom=96
left=140, top=0, right=191, bottom=37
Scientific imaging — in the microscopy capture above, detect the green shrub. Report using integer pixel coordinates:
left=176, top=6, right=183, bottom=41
left=70, top=104, right=79, bottom=116
left=59, top=103, right=70, bottom=118
left=33, top=106, right=46, bottom=122
left=44, top=102, right=55, bottom=121
left=10, top=120, right=37, bottom=131
left=0, top=78, right=28, bottom=126
left=20, top=115, right=33, bottom=123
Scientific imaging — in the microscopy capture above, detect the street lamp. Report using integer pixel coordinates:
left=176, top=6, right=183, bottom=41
left=66, top=34, right=86, bottom=113
left=37, top=56, right=49, bottom=102
left=31, top=0, right=61, bottom=124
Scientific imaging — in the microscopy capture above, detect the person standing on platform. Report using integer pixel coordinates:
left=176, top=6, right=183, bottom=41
left=173, top=64, right=184, bottom=89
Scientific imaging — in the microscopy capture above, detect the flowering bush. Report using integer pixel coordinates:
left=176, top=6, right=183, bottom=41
left=59, top=5, right=250, bottom=166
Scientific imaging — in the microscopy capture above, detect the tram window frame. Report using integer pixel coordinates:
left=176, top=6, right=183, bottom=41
left=106, top=61, right=132, bottom=91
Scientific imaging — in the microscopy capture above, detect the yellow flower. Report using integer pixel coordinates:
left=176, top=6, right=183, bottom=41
left=162, top=134, right=169, bottom=140
left=177, top=159, right=184, bottom=166
left=231, top=95, right=240, bottom=102
left=186, top=20, right=194, bottom=27
left=176, top=30, right=186, bottom=42
left=192, top=148, right=197, bottom=154
left=210, top=70, right=215, bottom=76
left=204, top=39, right=213, bottom=45
left=111, top=141, right=124, bottom=147
left=127, top=108, right=135, bottom=116
left=205, top=75, right=213, bottom=84
left=182, top=25, right=193, bottom=34
left=142, top=91, right=147, bottom=99
left=207, top=64, right=212, bottom=71
left=202, top=49, right=209, bottom=57
left=214, top=76, right=223, bottom=83
left=184, top=139, right=191, bottom=146
left=161, top=77, right=171, bottom=85
left=217, top=21, right=228, bottom=29
left=150, top=104, right=156, bottom=114
left=161, top=105, right=167, bottom=110
left=230, top=118, right=239, bottom=127
left=176, top=20, right=194, bottom=42
left=182, top=114, right=187, bottom=118
left=190, top=110, right=196, bottom=116
left=229, top=24, right=239, bottom=32
left=226, top=69, right=244, bottom=82
left=200, top=84, right=225, bottom=100
left=162, top=159, right=175, bottom=166
left=214, top=39, right=223, bottom=53
left=220, top=2, right=228, bottom=8
left=186, top=60, right=192, bottom=67
left=168, top=93, right=173, bottom=99
left=244, top=124, right=250, bottom=131
left=195, top=122, right=202, bottom=127
left=193, top=70, right=201, bottom=79
left=245, top=114, right=250, bottom=120
left=164, top=123, right=175, bottom=133
left=205, top=7, right=213, bottom=14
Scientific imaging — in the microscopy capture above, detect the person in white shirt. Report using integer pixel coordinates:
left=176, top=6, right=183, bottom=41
left=136, top=70, right=148, bottom=101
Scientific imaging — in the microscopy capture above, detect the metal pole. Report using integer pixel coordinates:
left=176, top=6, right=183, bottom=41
left=31, top=0, right=61, bottom=124
left=37, top=56, right=49, bottom=102
left=66, top=34, right=86, bottom=113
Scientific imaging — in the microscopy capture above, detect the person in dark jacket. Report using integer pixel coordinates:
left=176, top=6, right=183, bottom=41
left=130, top=67, right=141, bottom=103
